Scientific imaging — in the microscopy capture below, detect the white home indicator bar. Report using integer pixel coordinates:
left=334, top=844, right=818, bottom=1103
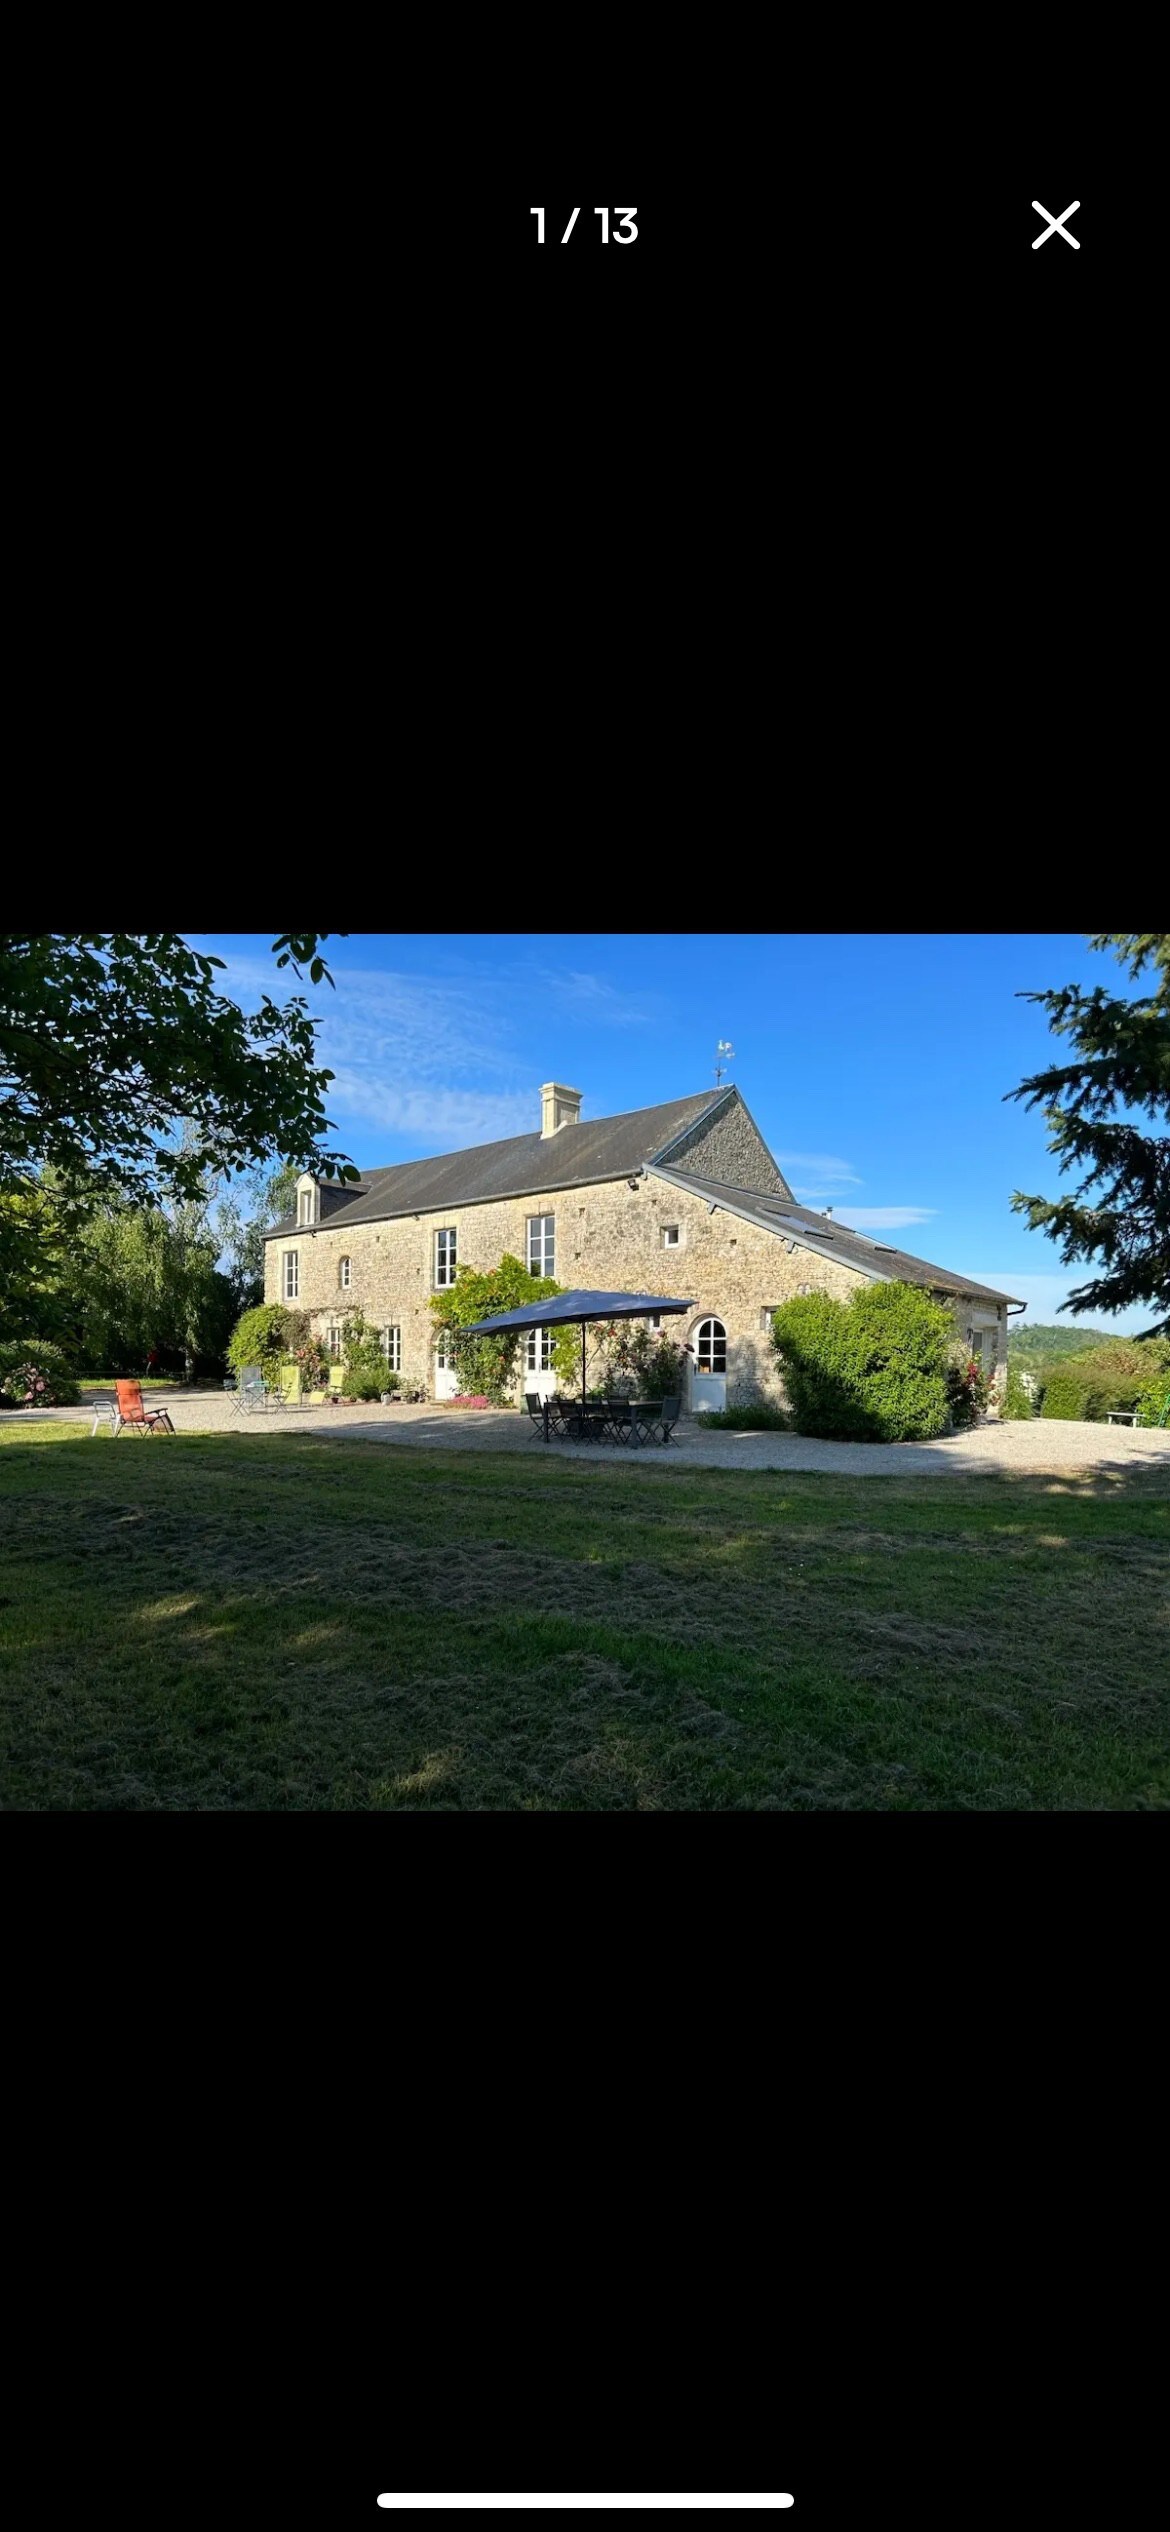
left=377, top=2503, right=795, bottom=2513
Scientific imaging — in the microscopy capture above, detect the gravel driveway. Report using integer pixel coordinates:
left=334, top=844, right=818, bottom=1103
left=22, top=1393, right=1170, bottom=1477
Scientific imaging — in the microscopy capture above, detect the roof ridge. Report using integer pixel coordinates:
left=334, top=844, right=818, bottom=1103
left=264, top=1090, right=730, bottom=1237
left=341, top=1088, right=722, bottom=1187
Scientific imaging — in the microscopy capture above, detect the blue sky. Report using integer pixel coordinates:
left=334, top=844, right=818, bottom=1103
left=193, top=933, right=1153, bottom=1334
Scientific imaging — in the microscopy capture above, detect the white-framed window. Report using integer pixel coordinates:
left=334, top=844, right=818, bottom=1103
left=527, top=1214, right=555, bottom=1277
left=434, top=1227, right=457, bottom=1287
left=760, top=1307, right=780, bottom=1332
left=694, top=1316, right=727, bottom=1373
left=283, top=1250, right=299, bottom=1300
left=525, top=1327, right=554, bottom=1371
left=661, top=1223, right=681, bottom=1248
left=297, top=1187, right=314, bottom=1226
left=381, top=1325, right=402, bottom=1372
left=649, top=1314, right=664, bottom=1331
left=339, top=1256, right=351, bottom=1289
left=328, top=1323, right=342, bottom=1361
left=435, top=1328, right=458, bottom=1373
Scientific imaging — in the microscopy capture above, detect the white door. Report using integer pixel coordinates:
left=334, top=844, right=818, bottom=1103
left=434, top=1330, right=460, bottom=1399
left=523, top=1326, right=558, bottom=1401
left=689, top=1315, right=727, bottom=1413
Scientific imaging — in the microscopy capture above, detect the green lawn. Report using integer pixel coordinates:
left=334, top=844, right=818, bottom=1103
left=1, top=1428, right=1167, bottom=1809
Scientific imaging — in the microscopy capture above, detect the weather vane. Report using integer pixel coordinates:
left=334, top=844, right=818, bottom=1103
left=714, top=1039, right=735, bottom=1085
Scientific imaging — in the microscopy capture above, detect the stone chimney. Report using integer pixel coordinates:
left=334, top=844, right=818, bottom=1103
left=540, top=1082, right=582, bottom=1138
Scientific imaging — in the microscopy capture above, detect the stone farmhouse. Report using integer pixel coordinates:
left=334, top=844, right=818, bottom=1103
left=263, top=1083, right=1020, bottom=1410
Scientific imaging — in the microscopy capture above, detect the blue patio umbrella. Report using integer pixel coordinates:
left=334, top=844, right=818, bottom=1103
left=456, top=1288, right=695, bottom=1416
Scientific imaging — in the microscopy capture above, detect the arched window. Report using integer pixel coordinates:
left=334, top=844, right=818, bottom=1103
left=694, top=1316, right=726, bottom=1373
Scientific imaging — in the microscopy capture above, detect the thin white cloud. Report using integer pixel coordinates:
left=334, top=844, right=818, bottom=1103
left=776, top=1151, right=863, bottom=1185
left=325, top=1072, right=533, bottom=1147
left=187, top=946, right=537, bottom=1150
left=838, top=1207, right=938, bottom=1231
left=779, top=1151, right=865, bottom=1203
left=526, top=966, right=656, bottom=1027
left=187, top=944, right=674, bottom=1153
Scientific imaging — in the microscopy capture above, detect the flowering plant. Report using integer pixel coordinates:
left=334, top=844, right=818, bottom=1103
left=946, top=1351, right=991, bottom=1427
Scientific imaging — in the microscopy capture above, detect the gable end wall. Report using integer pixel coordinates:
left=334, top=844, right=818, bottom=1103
left=658, top=1096, right=788, bottom=1196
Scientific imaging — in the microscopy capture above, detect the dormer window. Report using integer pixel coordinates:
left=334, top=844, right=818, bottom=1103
left=296, top=1175, right=320, bottom=1228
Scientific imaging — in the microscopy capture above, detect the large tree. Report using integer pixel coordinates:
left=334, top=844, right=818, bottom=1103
left=213, top=1161, right=300, bottom=1318
left=0, top=933, right=354, bottom=1322
left=1007, top=934, right=1170, bottom=1332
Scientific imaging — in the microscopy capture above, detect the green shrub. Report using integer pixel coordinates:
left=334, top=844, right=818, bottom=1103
left=1135, top=1371, right=1170, bottom=1428
left=695, top=1404, right=791, bottom=1431
left=338, top=1308, right=392, bottom=1400
left=1073, top=1339, right=1169, bottom=1416
left=1001, top=1363, right=1035, bottom=1419
left=1038, top=1339, right=1168, bottom=1423
left=1041, top=1369, right=1094, bottom=1420
left=0, top=1340, right=82, bottom=1406
left=771, top=1282, right=952, bottom=1442
left=227, top=1303, right=289, bottom=1378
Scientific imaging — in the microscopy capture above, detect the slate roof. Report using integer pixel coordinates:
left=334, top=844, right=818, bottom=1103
left=649, top=1165, right=1023, bottom=1306
left=264, top=1091, right=725, bottom=1239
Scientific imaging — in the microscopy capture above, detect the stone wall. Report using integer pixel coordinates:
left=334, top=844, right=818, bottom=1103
left=658, top=1092, right=789, bottom=1196
left=265, top=1172, right=1010, bottom=1407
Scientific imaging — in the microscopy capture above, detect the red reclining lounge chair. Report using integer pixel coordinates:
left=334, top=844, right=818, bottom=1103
left=113, top=1380, right=175, bottom=1437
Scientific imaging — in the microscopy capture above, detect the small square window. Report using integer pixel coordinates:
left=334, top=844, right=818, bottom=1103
left=661, top=1224, right=680, bottom=1248
left=760, top=1307, right=780, bottom=1332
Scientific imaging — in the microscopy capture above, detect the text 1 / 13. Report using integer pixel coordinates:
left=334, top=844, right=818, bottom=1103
left=529, top=209, right=638, bottom=244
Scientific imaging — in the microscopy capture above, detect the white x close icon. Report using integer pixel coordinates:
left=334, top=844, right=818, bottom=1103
left=1032, top=200, right=1080, bottom=250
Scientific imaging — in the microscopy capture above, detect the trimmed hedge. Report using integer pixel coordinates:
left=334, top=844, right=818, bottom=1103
left=770, top=1283, right=952, bottom=1442
left=1040, top=1370, right=1090, bottom=1420
left=695, top=1403, right=791, bottom=1431
left=1041, top=1338, right=1170, bottom=1422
